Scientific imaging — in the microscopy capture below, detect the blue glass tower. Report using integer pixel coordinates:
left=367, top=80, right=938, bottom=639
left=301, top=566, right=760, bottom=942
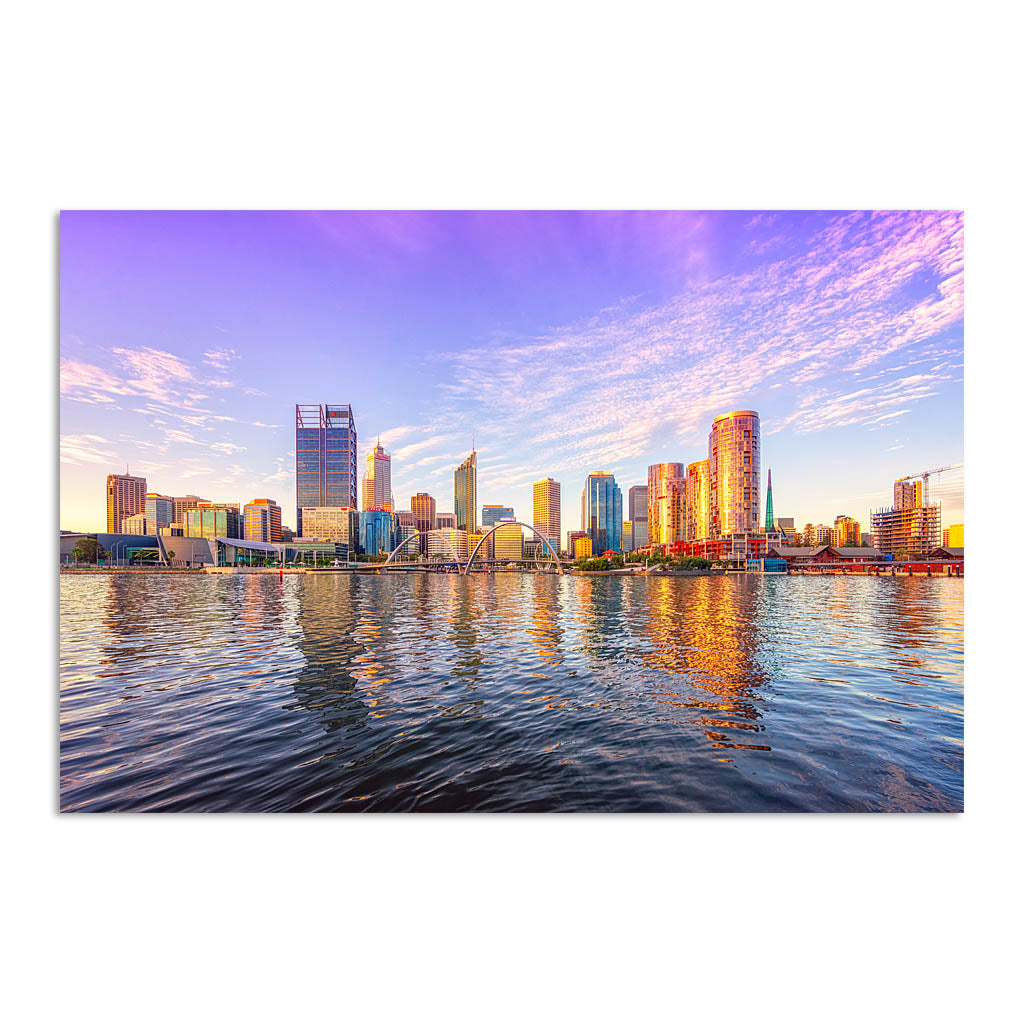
left=581, top=472, right=623, bottom=553
left=295, top=404, right=358, bottom=536
left=359, top=509, right=396, bottom=556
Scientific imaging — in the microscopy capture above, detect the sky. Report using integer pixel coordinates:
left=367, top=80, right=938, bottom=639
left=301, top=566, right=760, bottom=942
left=60, top=210, right=964, bottom=545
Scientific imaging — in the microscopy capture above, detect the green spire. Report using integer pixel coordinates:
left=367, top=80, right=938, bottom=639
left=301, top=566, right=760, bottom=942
left=765, top=467, right=774, bottom=531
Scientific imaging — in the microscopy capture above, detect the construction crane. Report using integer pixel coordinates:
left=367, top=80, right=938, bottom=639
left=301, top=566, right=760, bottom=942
left=895, top=463, right=963, bottom=506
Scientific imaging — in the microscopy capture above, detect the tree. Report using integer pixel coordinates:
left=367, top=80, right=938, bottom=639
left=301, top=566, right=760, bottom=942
left=803, top=523, right=815, bottom=546
left=70, top=538, right=106, bottom=564
left=165, top=549, right=176, bottom=563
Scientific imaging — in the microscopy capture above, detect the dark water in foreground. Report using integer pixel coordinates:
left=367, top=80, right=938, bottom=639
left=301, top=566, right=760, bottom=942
left=59, top=573, right=964, bottom=812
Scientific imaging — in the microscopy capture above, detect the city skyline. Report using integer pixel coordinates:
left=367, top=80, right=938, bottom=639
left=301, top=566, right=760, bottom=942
left=60, top=211, right=964, bottom=537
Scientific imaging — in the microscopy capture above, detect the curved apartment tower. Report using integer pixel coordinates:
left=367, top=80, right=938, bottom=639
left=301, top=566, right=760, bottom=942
left=685, top=459, right=711, bottom=541
left=647, top=462, right=686, bottom=545
left=709, top=410, right=760, bottom=536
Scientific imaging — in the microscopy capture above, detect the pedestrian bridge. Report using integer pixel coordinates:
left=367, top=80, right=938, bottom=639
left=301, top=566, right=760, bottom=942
left=382, top=522, right=563, bottom=576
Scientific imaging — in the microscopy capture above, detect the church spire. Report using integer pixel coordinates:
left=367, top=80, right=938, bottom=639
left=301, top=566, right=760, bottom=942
left=765, top=467, right=775, bottom=531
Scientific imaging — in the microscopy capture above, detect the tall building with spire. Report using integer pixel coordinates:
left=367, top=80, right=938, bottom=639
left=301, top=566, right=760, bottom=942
left=764, top=467, right=775, bottom=531
left=454, top=444, right=477, bottom=534
left=106, top=471, right=147, bottom=533
left=362, top=438, right=393, bottom=510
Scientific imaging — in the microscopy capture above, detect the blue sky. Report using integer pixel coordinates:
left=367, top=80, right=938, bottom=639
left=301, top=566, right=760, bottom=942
left=60, top=210, right=964, bottom=541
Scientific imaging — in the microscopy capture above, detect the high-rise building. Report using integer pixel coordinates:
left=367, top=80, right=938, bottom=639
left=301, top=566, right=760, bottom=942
left=361, top=439, right=393, bottom=511
left=633, top=521, right=649, bottom=549
left=581, top=472, right=623, bottom=553
left=685, top=459, right=711, bottom=541
left=454, top=448, right=477, bottom=534
left=394, top=510, right=418, bottom=554
left=185, top=504, right=243, bottom=540
left=295, top=404, right=358, bottom=536
left=359, top=509, right=396, bottom=556
left=244, top=498, right=282, bottom=543
left=482, top=505, right=514, bottom=528
left=833, top=515, right=861, bottom=547
left=428, top=528, right=469, bottom=560
left=709, top=410, right=760, bottom=536
left=574, top=535, right=593, bottom=559
left=648, top=463, right=686, bottom=546
left=106, top=473, right=146, bottom=533
left=628, top=485, right=648, bottom=527
left=410, top=492, right=437, bottom=554
left=299, top=506, right=360, bottom=548
left=871, top=478, right=940, bottom=557
left=144, top=493, right=174, bottom=533
left=493, top=519, right=523, bottom=560
left=533, top=478, right=561, bottom=552
left=436, top=512, right=457, bottom=530
left=943, top=524, right=964, bottom=547
left=813, top=524, right=833, bottom=545
left=171, top=494, right=208, bottom=526
left=566, top=530, right=587, bottom=557
left=622, top=520, right=634, bottom=552
left=764, top=468, right=775, bottom=531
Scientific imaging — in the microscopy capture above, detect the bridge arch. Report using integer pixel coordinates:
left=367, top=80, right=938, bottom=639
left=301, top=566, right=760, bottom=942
left=383, top=528, right=463, bottom=568
left=463, top=521, right=563, bottom=576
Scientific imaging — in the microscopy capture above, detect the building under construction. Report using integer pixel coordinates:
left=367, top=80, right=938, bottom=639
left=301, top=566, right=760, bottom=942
left=871, top=471, right=945, bottom=557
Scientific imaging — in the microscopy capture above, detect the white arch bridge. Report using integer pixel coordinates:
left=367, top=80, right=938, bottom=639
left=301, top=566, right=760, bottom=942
left=382, top=522, right=563, bottom=576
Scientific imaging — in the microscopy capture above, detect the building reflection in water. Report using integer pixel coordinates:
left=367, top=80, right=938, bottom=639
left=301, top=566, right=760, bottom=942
left=636, top=576, right=772, bottom=752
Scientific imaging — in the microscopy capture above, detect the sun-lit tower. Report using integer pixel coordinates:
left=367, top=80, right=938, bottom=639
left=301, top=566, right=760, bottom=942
left=647, top=463, right=686, bottom=546
left=106, top=472, right=147, bottom=533
left=454, top=445, right=478, bottom=534
left=532, top=478, right=561, bottom=551
left=709, top=410, right=760, bottom=536
left=362, top=438, right=393, bottom=511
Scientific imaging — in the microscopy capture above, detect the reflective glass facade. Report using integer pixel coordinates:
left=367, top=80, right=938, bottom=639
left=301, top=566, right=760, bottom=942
left=359, top=509, right=396, bottom=555
left=361, top=441, right=392, bottom=511
left=709, top=410, right=760, bottom=537
left=454, top=451, right=477, bottom=534
left=581, top=472, right=622, bottom=553
left=648, top=463, right=686, bottom=545
left=295, top=404, right=357, bottom=535
left=482, top=505, right=514, bottom=528
left=185, top=507, right=242, bottom=539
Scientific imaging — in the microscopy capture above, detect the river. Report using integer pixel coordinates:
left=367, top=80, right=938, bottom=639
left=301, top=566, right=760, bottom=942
left=59, top=572, right=964, bottom=811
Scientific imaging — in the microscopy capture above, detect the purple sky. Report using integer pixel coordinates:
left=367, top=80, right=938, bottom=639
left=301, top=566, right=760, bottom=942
left=60, top=210, right=964, bottom=541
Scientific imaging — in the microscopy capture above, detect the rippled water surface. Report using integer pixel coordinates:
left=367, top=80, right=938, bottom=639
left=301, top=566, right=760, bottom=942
left=60, top=573, right=964, bottom=812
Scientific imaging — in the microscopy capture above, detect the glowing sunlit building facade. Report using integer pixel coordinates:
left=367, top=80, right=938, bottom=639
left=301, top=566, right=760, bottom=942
left=244, top=498, right=282, bottom=543
left=871, top=478, right=940, bottom=557
left=454, top=450, right=477, bottom=534
left=436, top=512, right=457, bottom=530
left=832, top=514, right=861, bottom=547
left=581, top=472, right=623, bottom=553
left=709, top=410, right=760, bottom=537
left=532, top=478, right=561, bottom=552
left=361, top=440, right=393, bottom=511
left=299, top=506, right=360, bottom=548
left=574, top=535, right=593, bottom=559
left=493, top=520, right=523, bottom=560
left=106, top=473, right=146, bottom=533
left=410, top=492, right=436, bottom=554
left=648, top=463, right=686, bottom=546
left=685, top=459, right=711, bottom=542
left=295, top=403, right=358, bottom=537
left=185, top=504, right=243, bottom=540
left=428, top=528, right=468, bottom=560
left=943, top=523, right=964, bottom=547
left=622, top=520, right=634, bottom=552
left=144, top=493, right=174, bottom=533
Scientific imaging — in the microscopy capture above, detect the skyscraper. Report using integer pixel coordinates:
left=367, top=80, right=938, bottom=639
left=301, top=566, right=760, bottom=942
left=454, top=448, right=477, bottom=534
left=581, top=472, right=623, bottom=553
left=106, top=472, right=146, bottom=533
left=361, top=439, right=393, bottom=511
left=628, top=485, right=648, bottom=527
left=709, top=410, right=760, bottom=536
left=685, top=459, right=711, bottom=541
left=295, top=404, right=358, bottom=536
left=244, top=498, right=282, bottom=542
left=144, top=493, right=174, bottom=533
left=410, top=492, right=437, bottom=554
left=533, top=478, right=561, bottom=553
left=482, top=505, right=514, bottom=527
left=647, top=463, right=686, bottom=546
left=764, top=467, right=775, bottom=531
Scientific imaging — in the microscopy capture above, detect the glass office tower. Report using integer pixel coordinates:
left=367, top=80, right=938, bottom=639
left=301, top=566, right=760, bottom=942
left=295, top=404, right=358, bottom=536
left=454, top=449, right=477, bottom=534
left=709, top=410, right=760, bottom=536
left=482, top=505, right=514, bottom=527
left=359, top=509, right=396, bottom=556
left=580, top=472, right=623, bottom=553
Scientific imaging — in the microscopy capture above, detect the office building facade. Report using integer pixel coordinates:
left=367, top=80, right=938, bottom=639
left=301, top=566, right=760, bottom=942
left=359, top=509, right=396, bottom=556
left=454, top=450, right=477, bottom=534
left=436, top=512, right=457, bottom=530
left=428, top=528, right=469, bottom=560
left=410, top=492, right=437, bottom=554
left=185, top=505, right=243, bottom=540
left=106, top=473, right=147, bottom=534
left=709, top=410, right=760, bottom=536
left=648, top=463, right=686, bottom=546
left=295, top=403, right=358, bottom=536
left=244, top=498, right=282, bottom=543
left=361, top=440, right=393, bottom=511
left=492, top=520, right=523, bottom=560
left=299, top=506, right=360, bottom=548
left=482, top=505, right=514, bottom=528
left=144, top=493, right=174, bottom=533
left=533, top=478, right=561, bottom=552
left=581, top=471, right=623, bottom=553
left=628, top=485, right=648, bottom=528
left=622, top=520, right=634, bottom=553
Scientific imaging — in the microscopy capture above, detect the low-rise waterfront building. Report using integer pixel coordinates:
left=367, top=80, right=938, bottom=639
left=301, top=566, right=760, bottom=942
left=300, top=506, right=360, bottom=549
left=428, top=527, right=468, bottom=560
